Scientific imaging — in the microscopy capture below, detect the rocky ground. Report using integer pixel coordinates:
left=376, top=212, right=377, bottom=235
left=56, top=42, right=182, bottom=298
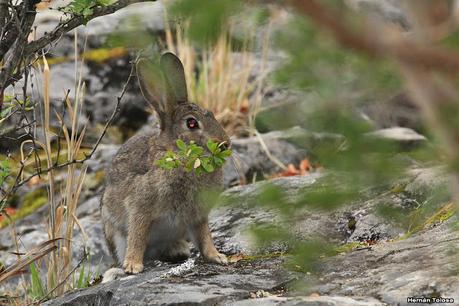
left=2, top=160, right=458, bottom=305
left=1, top=1, right=459, bottom=306
left=39, top=171, right=459, bottom=306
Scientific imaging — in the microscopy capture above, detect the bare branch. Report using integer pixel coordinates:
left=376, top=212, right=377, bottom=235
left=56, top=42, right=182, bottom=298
left=0, top=0, right=9, bottom=39
left=25, top=0, right=156, bottom=56
left=286, top=0, right=459, bottom=74
left=0, top=0, right=156, bottom=91
left=0, top=0, right=37, bottom=92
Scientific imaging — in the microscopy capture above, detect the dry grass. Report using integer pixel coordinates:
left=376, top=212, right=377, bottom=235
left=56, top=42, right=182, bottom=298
left=39, top=31, right=89, bottom=299
left=0, top=30, right=90, bottom=303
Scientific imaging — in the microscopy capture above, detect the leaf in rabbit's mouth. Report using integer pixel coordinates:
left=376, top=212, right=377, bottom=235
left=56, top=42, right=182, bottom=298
left=155, top=139, right=232, bottom=175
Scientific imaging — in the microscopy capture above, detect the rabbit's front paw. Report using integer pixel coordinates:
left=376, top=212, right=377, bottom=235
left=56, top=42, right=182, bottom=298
left=123, top=259, right=144, bottom=274
left=204, top=251, right=228, bottom=265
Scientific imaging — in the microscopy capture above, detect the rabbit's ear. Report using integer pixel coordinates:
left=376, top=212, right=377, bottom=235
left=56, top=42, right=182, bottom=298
left=160, top=52, right=188, bottom=104
left=137, top=59, right=169, bottom=129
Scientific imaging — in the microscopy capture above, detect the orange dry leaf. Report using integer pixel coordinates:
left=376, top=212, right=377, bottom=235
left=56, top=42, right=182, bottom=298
left=365, top=239, right=378, bottom=246
left=239, top=99, right=249, bottom=114
left=299, top=159, right=311, bottom=174
left=228, top=253, right=244, bottom=263
left=0, top=207, right=17, bottom=222
left=271, top=159, right=314, bottom=178
left=286, top=164, right=298, bottom=176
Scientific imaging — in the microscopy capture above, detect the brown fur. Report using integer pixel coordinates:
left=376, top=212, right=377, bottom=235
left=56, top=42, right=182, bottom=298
left=100, top=53, right=229, bottom=274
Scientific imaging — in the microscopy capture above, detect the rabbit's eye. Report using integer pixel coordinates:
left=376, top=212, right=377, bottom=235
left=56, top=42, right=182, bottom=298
left=186, top=117, right=199, bottom=130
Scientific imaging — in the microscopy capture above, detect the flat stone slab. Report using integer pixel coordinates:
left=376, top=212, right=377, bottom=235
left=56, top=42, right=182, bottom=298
left=314, top=221, right=459, bottom=306
left=45, top=256, right=291, bottom=306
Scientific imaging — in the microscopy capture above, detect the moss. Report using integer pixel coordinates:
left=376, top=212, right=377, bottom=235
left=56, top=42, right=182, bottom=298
left=239, top=252, right=286, bottom=262
left=40, top=47, right=128, bottom=66
left=33, top=148, right=92, bottom=171
left=396, top=202, right=456, bottom=240
left=421, top=202, right=456, bottom=229
left=333, top=241, right=368, bottom=254
left=397, top=232, right=413, bottom=241
left=3, top=147, right=92, bottom=180
left=0, top=188, right=48, bottom=229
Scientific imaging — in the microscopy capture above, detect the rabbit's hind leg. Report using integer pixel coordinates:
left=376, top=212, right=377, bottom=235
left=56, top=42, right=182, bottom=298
left=159, top=239, right=191, bottom=263
left=103, top=220, right=127, bottom=265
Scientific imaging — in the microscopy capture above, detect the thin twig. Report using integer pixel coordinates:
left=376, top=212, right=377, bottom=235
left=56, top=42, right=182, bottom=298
left=82, top=54, right=139, bottom=160
left=1, top=57, right=137, bottom=195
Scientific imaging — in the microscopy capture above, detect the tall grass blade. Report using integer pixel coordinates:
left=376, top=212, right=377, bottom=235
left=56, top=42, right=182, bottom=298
left=29, top=262, right=45, bottom=299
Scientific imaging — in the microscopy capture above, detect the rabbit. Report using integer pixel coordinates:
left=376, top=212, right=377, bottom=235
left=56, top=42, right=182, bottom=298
left=100, top=52, right=230, bottom=274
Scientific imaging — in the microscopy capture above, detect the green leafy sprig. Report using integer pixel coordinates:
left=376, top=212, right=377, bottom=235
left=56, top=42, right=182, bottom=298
left=63, top=0, right=113, bottom=19
left=0, top=160, right=10, bottom=187
left=156, top=139, right=232, bottom=176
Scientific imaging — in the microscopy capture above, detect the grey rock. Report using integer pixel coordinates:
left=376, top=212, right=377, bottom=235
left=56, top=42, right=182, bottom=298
left=45, top=256, right=292, bottom=306
left=405, top=166, right=450, bottom=196
left=85, top=144, right=121, bottom=172
left=2, top=164, right=456, bottom=305
left=255, top=95, right=315, bottom=133
left=345, top=0, right=409, bottom=29
left=366, top=127, right=427, bottom=148
left=225, top=132, right=307, bottom=186
left=224, top=127, right=343, bottom=187
left=76, top=196, right=101, bottom=219
left=34, top=2, right=165, bottom=56
left=360, top=93, right=424, bottom=132
left=212, top=174, right=345, bottom=255
left=347, top=213, right=403, bottom=242
left=336, top=196, right=406, bottom=244
left=5, top=43, right=149, bottom=134
left=314, top=221, right=459, bottom=306
left=231, top=295, right=384, bottom=306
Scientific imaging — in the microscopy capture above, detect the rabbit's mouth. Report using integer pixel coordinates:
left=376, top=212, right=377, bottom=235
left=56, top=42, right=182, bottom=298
left=218, top=141, right=231, bottom=151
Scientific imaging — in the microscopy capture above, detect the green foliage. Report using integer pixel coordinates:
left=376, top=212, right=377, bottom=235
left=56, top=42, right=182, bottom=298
left=0, top=96, right=33, bottom=126
left=274, top=16, right=400, bottom=95
left=73, top=252, right=101, bottom=289
left=0, top=159, right=10, bottom=212
left=105, top=16, right=154, bottom=50
left=156, top=139, right=231, bottom=175
left=0, top=105, right=14, bottom=123
left=76, top=264, right=86, bottom=289
left=287, top=240, right=335, bottom=273
left=63, top=0, right=113, bottom=19
left=170, top=0, right=242, bottom=45
left=28, top=262, right=46, bottom=300
left=0, top=159, right=10, bottom=187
